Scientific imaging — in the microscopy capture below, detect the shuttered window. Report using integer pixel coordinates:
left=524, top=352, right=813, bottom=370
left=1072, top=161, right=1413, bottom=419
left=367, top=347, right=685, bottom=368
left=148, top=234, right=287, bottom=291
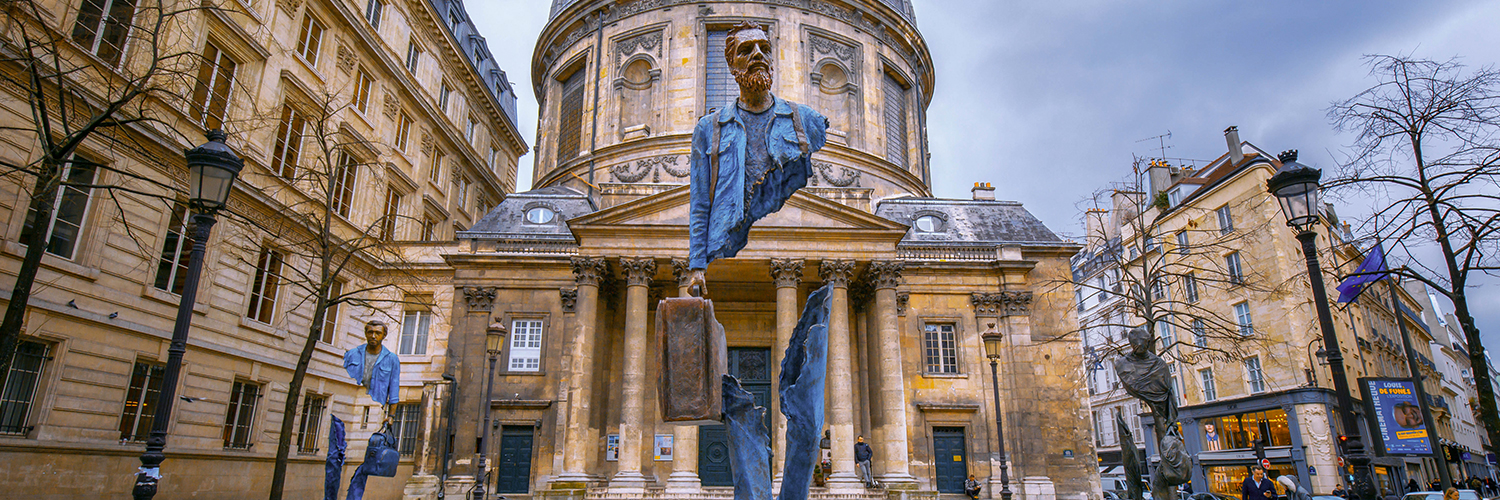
left=883, top=73, right=908, bottom=167
left=556, top=67, right=586, bottom=162
left=704, top=30, right=735, bottom=113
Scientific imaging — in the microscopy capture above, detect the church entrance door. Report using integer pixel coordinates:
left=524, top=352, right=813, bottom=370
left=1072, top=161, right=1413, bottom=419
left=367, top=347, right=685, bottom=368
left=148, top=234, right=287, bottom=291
left=699, top=347, right=773, bottom=486
left=933, top=427, right=968, bottom=493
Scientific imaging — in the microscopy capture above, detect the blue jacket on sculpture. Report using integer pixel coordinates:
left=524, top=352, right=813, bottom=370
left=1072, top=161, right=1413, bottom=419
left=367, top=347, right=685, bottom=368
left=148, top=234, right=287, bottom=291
left=687, top=95, right=828, bottom=270
left=342, top=346, right=400, bottom=405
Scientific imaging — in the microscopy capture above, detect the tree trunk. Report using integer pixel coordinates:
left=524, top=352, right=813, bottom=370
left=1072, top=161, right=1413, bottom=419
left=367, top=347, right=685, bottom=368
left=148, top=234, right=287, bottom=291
left=1450, top=294, right=1500, bottom=460
left=268, top=292, right=331, bottom=500
left=0, top=157, right=63, bottom=377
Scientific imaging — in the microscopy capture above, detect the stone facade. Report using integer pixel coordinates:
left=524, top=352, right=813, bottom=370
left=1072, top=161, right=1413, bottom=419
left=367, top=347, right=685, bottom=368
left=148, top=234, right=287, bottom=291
left=421, top=2, right=1096, bottom=500
left=0, top=0, right=524, bottom=497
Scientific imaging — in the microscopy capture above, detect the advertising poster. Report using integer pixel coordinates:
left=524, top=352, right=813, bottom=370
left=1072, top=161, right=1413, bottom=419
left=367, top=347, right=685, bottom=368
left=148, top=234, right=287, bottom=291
left=1360, top=378, right=1433, bottom=455
left=606, top=434, right=619, bottom=461
left=655, top=434, right=673, bottom=461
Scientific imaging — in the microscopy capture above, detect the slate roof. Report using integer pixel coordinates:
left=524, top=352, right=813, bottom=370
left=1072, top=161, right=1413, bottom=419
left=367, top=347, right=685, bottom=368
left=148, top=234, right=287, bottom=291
left=875, top=197, right=1067, bottom=246
left=458, top=185, right=594, bottom=242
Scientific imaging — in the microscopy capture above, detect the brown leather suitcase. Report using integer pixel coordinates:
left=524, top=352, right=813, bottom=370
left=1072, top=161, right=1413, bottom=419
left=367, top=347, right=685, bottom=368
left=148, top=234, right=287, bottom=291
left=656, top=296, right=727, bottom=424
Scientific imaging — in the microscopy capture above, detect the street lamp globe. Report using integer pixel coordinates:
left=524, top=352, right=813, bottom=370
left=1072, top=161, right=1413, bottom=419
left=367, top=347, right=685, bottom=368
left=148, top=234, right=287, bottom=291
left=1266, top=150, right=1322, bottom=233
left=185, top=130, right=243, bottom=212
left=981, top=321, right=1004, bottom=360
left=486, top=323, right=506, bottom=356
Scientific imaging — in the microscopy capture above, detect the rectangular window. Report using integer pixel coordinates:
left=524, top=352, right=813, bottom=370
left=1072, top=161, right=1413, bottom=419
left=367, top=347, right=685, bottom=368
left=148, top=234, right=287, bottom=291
left=394, top=111, right=412, bottom=152
left=428, top=154, right=443, bottom=183
left=390, top=403, right=420, bottom=456
left=21, top=157, right=97, bottom=260
left=1225, top=252, right=1244, bottom=284
left=704, top=29, right=734, bottom=111
left=71, top=0, right=137, bottom=66
left=404, top=39, right=421, bottom=73
left=420, top=217, right=438, bottom=242
left=1234, top=302, right=1254, bottom=336
left=1167, top=188, right=1183, bottom=208
left=270, top=105, right=306, bottom=178
left=190, top=41, right=237, bottom=129
left=466, top=117, right=480, bottom=145
left=354, top=69, right=373, bottom=114
left=1157, top=319, right=1175, bottom=349
left=296, top=14, right=324, bottom=64
left=153, top=201, right=192, bottom=294
left=380, top=186, right=400, bottom=240
left=0, top=340, right=52, bottom=435
left=1144, top=236, right=1159, bottom=253
left=488, top=148, right=501, bottom=172
left=363, top=0, right=383, bottom=28
left=119, top=360, right=165, bottom=441
left=1176, top=231, right=1189, bottom=255
left=330, top=152, right=357, bottom=218
left=509, top=319, right=543, bottom=372
left=1075, top=290, right=1084, bottom=312
left=1192, top=319, right=1207, bottom=347
left=1245, top=357, right=1265, bottom=393
left=1199, top=367, right=1217, bottom=402
left=1183, top=273, right=1199, bottom=303
left=1151, top=281, right=1168, bottom=301
left=222, top=380, right=259, bottom=449
left=883, top=72, right=910, bottom=168
left=438, top=82, right=451, bottom=112
left=452, top=176, right=468, bottom=212
left=245, top=247, right=284, bottom=324
left=320, top=280, right=342, bottom=344
left=557, top=67, right=586, bottom=162
left=399, top=311, right=431, bottom=355
left=296, top=394, right=327, bottom=453
left=922, top=323, right=959, bottom=374
left=1217, top=205, right=1234, bottom=234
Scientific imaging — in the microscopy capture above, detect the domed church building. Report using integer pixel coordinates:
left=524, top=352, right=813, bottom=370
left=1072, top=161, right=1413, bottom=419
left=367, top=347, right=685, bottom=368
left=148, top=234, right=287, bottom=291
left=415, top=1, right=1097, bottom=499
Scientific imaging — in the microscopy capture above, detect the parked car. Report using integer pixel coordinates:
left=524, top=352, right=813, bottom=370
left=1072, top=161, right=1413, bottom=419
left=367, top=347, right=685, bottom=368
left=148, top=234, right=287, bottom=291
left=1403, top=490, right=1481, bottom=500
left=1188, top=492, right=1233, bottom=500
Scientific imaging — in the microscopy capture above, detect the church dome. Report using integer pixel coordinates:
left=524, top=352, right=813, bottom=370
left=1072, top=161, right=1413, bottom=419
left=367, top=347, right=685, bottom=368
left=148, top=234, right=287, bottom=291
left=549, top=0, right=916, bottom=22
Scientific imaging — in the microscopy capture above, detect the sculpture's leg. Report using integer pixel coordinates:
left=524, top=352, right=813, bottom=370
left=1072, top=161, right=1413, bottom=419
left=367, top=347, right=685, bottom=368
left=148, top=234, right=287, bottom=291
left=724, top=376, right=772, bottom=500
left=776, top=285, right=831, bottom=500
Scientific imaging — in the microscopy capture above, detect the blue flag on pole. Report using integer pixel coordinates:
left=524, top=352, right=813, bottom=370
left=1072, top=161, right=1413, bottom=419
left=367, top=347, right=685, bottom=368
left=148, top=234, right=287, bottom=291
left=1335, top=242, right=1387, bottom=303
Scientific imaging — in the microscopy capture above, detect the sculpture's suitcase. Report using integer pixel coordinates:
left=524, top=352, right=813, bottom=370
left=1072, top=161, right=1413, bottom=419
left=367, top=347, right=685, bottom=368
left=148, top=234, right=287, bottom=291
left=656, top=296, right=727, bottom=424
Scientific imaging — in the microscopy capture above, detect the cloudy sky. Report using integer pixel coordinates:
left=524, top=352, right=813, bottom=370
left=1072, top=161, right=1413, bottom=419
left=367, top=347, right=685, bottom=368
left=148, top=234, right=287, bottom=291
left=466, top=1, right=1500, bottom=350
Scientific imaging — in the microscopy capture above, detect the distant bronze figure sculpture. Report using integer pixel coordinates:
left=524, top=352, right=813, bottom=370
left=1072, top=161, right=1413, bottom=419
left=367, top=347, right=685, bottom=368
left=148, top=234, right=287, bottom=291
left=1113, top=327, right=1190, bottom=500
left=685, top=21, right=828, bottom=295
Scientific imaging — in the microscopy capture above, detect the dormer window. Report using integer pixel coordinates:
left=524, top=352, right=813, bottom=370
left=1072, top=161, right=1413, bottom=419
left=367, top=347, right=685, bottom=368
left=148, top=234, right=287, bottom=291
left=914, top=215, right=942, bottom=233
left=525, top=207, right=555, bottom=224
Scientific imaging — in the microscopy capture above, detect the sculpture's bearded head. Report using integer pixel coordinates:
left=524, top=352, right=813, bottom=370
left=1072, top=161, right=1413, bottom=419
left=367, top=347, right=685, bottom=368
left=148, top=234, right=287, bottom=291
left=1126, top=327, right=1153, bottom=357
left=726, top=22, right=773, bottom=94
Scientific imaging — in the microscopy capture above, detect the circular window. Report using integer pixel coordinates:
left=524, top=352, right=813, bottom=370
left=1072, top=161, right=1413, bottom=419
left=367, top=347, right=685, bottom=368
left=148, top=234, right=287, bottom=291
left=914, top=215, right=941, bottom=233
left=525, top=207, right=556, bottom=224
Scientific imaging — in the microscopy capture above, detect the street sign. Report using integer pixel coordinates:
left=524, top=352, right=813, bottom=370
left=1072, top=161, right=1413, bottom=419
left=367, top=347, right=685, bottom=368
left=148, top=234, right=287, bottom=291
left=1338, top=457, right=1345, bottom=467
left=1261, top=459, right=1271, bottom=469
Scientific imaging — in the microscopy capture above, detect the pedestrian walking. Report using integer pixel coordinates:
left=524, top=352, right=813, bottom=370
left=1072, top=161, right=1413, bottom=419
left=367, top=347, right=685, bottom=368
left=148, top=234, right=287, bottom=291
left=854, top=435, right=874, bottom=487
left=1408, top=479, right=1421, bottom=494
left=965, top=475, right=982, bottom=500
left=1242, top=466, right=1276, bottom=500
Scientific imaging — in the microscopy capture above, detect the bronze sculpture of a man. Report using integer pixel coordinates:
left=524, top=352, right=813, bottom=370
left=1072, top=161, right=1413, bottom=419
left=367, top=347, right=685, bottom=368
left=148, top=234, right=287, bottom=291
left=685, top=21, right=829, bottom=294
left=1113, top=327, right=1189, bottom=500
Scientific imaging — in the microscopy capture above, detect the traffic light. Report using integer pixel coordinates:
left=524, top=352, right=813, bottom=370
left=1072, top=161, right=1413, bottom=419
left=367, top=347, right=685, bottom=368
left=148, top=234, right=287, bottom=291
left=1337, top=435, right=1348, bottom=453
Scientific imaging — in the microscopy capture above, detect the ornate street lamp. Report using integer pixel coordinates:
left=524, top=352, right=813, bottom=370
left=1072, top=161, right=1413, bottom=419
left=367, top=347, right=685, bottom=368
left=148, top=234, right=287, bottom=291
left=133, top=130, right=242, bottom=499
left=981, top=321, right=1012, bottom=500
left=473, top=322, right=506, bottom=500
left=1267, top=150, right=1373, bottom=500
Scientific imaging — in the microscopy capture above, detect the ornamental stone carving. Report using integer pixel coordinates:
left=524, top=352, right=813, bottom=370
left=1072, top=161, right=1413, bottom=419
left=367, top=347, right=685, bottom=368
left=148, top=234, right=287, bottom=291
left=609, top=155, right=685, bottom=183
left=382, top=91, right=399, bottom=120
left=560, top=288, right=578, bottom=312
left=420, top=132, right=435, bottom=157
left=614, top=30, right=663, bottom=66
left=335, top=41, right=356, bottom=74
left=277, top=0, right=302, bottom=15
left=463, top=286, right=498, bottom=312
left=770, top=259, right=805, bottom=288
left=864, top=260, right=905, bottom=290
left=970, top=291, right=1033, bottom=317
left=620, top=257, right=657, bottom=287
left=819, top=259, right=856, bottom=288
left=571, top=256, right=609, bottom=286
left=897, top=292, right=909, bottom=316
left=809, top=162, right=862, bottom=187
left=848, top=281, right=873, bottom=311
left=670, top=258, right=692, bottom=288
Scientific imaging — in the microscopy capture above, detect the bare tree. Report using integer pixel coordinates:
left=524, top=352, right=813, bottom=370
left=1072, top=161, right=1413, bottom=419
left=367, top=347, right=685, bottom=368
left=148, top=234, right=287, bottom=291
left=0, top=0, right=257, bottom=376
left=1328, top=54, right=1500, bottom=451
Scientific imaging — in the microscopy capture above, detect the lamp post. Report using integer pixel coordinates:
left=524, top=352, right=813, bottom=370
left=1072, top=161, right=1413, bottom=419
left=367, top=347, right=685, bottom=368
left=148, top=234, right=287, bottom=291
left=132, top=130, right=242, bottom=499
left=473, top=323, right=505, bottom=500
left=981, top=321, right=1012, bottom=500
left=1267, top=150, right=1373, bottom=500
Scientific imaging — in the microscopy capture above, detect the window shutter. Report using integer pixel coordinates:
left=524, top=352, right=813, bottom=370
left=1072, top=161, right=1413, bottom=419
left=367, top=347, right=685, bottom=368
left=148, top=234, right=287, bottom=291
left=557, top=68, right=586, bottom=162
left=703, top=30, right=735, bottom=114
left=883, top=73, right=908, bottom=167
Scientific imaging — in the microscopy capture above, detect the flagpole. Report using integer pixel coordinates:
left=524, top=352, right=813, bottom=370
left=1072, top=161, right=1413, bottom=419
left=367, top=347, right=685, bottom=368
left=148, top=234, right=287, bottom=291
left=1385, top=276, right=1453, bottom=490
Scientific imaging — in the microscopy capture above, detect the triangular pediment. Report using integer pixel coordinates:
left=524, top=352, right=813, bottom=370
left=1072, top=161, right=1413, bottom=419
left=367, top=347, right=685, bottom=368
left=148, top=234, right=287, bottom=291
left=568, top=185, right=907, bottom=231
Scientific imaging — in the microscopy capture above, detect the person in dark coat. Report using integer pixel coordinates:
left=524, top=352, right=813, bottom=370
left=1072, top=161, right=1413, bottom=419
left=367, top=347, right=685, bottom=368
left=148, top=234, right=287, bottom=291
left=965, top=475, right=983, bottom=500
left=1242, top=466, right=1276, bottom=500
left=1409, top=479, right=1422, bottom=493
left=854, top=435, right=874, bottom=487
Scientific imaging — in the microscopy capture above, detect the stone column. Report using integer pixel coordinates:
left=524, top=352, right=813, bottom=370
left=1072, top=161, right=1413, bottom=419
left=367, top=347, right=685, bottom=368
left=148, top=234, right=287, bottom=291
left=613, top=257, right=657, bottom=489
left=866, top=261, right=917, bottom=486
left=553, top=257, right=608, bottom=487
left=770, top=259, right=805, bottom=488
left=665, top=259, right=701, bottom=493
left=819, top=259, right=861, bottom=491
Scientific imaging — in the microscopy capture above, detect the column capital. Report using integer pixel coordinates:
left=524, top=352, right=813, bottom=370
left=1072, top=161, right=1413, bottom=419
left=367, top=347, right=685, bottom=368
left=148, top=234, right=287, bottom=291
left=670, top=258, right=693, bottom=288
left=620, top=257, right=658, bottom=287
left=971, top=291, right=1034, bottom=317
left=571, top=256, right=609, bottom=286
left=819, top=259, right=856, bottom=288
left=770, top=259, right=805, bottom=288
left=462, top=286, right=498, bottom=312
left=864, top=260, right=905, bottom=290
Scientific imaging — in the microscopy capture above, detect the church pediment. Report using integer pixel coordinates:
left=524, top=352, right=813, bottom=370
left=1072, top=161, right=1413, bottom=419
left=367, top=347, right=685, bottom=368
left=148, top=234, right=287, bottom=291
left=567, top=185, right=908, bottom=232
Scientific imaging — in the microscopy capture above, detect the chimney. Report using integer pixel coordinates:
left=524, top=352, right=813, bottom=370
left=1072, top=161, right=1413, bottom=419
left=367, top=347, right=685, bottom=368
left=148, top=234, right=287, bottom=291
left=1224, top=126, right=1244, bottom=165
left=1085, top=208, right=1110, bottom=244
left=1147, top=159, right=1172, bottom=200
left=972, top=182, right=995, bottom=201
